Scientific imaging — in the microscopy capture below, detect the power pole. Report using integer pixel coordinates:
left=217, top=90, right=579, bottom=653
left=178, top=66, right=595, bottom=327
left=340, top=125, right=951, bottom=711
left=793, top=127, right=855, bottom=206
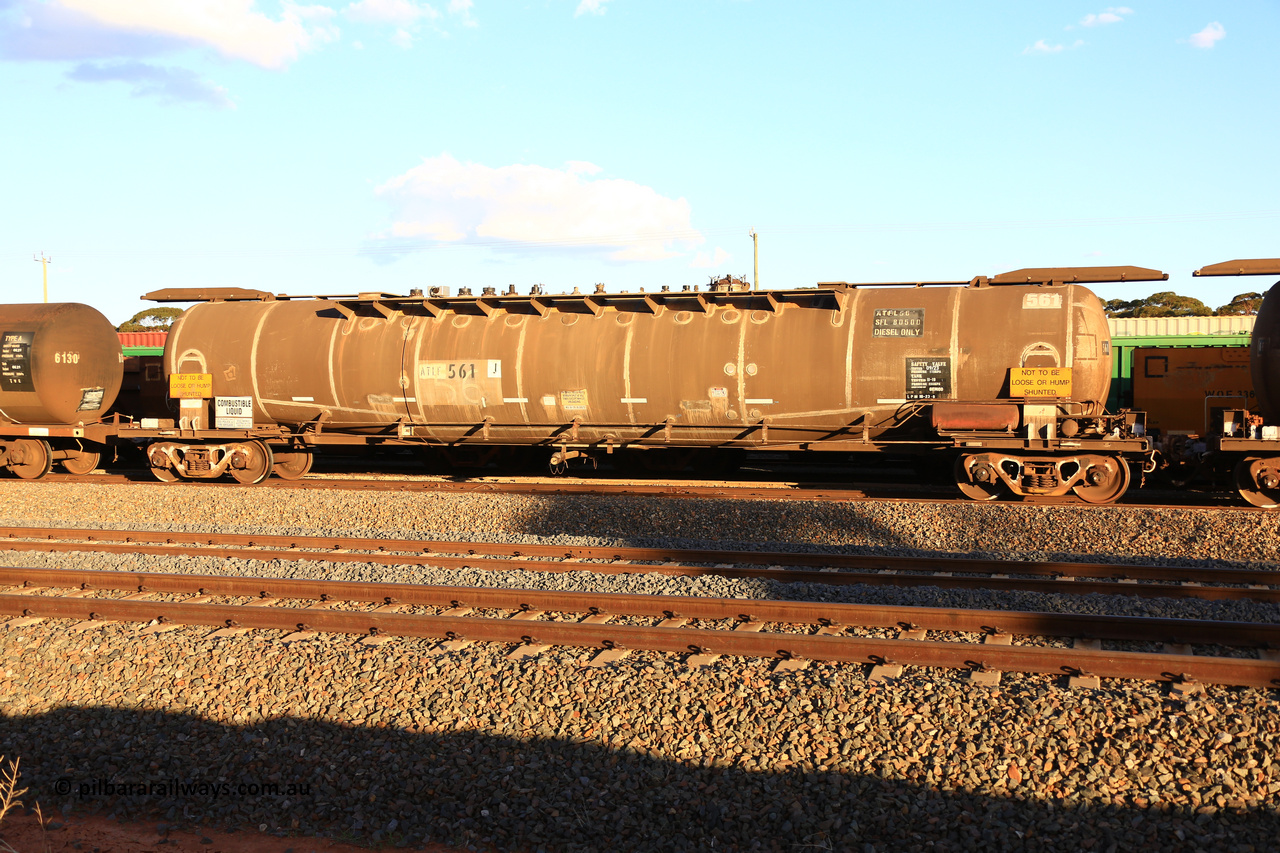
left=33, top=252, right=51, bottom=303
left=748, top=228, right=758, bottom=291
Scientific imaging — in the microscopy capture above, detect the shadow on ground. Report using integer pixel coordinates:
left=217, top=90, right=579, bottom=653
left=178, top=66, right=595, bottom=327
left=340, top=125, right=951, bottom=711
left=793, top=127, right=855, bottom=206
left=1, top=707, right=1275, bottom=852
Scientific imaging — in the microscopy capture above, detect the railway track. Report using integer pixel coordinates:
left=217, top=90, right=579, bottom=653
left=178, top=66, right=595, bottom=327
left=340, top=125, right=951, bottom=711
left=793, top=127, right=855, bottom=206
left=16, top=470, right=895, bottom=501
left=2, top=567, right=1277, bottom=690
left=22, top=469, right=1250, bottom=509
left=2, top=526, right=1277, bottom=602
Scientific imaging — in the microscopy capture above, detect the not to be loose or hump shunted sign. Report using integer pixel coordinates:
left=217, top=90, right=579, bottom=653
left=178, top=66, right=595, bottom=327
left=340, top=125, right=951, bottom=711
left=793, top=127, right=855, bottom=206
left=1010, top=367, right=1073, bottom=397
left=169, top=373, right=212, bottom=398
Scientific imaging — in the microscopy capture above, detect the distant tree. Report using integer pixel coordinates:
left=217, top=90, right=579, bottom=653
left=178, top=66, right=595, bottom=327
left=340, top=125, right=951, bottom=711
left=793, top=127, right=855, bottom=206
left=1103, top=298, right=1142, bottom=317
left=1103, top=291, right=1212, bottom=318
left=1215, top=292, right=1263, bottom=316
left=117, top=307, right=182, bottom=332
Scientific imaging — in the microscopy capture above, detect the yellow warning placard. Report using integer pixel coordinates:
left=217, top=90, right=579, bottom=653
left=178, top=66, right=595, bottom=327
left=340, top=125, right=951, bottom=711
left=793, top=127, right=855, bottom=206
left=560, top=389, right=588, bottom=411
left=169, top=373, right=212, bottom=398
left=1010, top=367, right=1072, bottom=397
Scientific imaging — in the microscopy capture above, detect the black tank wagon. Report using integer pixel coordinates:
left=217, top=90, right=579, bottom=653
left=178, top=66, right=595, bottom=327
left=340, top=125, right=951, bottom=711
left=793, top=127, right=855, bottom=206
left=133, top=265, right=1157, bottom=501
left=0, top=264, right=1161, bottom=503
left=0, top=303, right=123, bottom=478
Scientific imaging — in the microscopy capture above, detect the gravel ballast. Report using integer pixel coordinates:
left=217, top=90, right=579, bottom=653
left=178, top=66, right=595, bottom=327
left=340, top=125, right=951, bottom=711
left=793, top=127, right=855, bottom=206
left=1, top=480, right=1278, bottom=851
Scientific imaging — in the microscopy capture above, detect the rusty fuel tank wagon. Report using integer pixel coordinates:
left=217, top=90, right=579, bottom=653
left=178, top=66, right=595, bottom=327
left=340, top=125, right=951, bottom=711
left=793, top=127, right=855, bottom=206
left=0, top=303, right=123, bottom=478
left=135, top=265, right=1160, bottom=502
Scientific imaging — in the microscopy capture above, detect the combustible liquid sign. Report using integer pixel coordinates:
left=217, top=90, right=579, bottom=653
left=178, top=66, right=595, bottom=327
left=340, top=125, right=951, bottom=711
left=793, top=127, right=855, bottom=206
left=169, top=373, right=213, bottom=398
left=1010, top=367, right=1072, bottom=397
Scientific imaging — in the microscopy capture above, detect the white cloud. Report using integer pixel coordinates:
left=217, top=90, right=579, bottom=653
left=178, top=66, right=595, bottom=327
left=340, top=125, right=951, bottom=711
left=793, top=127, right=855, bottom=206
left=0, top=0, right=469, bottom=70
left=390, top=26, right=414, bottom=48
left=575, top=0, right=609, bottom=17
left=448, top=0, right=477, bottom=27
left=1081, top=12, right=1119, bottom=26
left=0, top=0, right=339, bottom=103
left=1080, top=7, right=1133, bottom=27
left=343, top=0, right=438, bottom=27
left=689, top=247, right=731, bottom=269
left=372, top=154, right=703, bottom=261
left=1189, top=22, right=1225, bottom=49
left=1024, top=39, right=1063, bottom=54
left=343, top=0, right=462, bottom=46
left=53, top=0, right=339, bottom=69
left=1023, top=38, right=1083, bottom=55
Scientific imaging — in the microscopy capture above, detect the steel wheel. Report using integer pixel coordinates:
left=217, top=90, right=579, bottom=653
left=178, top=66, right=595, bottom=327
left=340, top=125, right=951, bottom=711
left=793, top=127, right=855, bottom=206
left=229, top=440, right=273, bottom=485
left=60, top=449, right=101, bottom=475
left=147, top=442, right=180, bottom=482
left=7, top=439, right=52, bottom=480
left=272, top=450, right=313, bottom=480
left=1074, top=457, right=1131, bottom=504
left=954, top=454, right=1002, bottom=501
left=152, top=467, right=180, bottom=483
left=1235, top=456, right=1280, bottom=509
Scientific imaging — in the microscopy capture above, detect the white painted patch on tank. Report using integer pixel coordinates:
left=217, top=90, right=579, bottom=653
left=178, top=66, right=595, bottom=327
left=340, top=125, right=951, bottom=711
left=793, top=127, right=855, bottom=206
left=406, top=316, right=433, bottom=440
left=767, top=405, right=871, bottom=420
left=174, top=349, right=209, bottom=374
left=1022, top=292, right=1063, bottom=309
left=948, top=288, right=961, bottom=398
left=326, top=320, right=341, bottom=419
left=1020, top=342, right=1062, bottom=368
left=513, top=316, right=530, bottom=422
left=258, top=398, right=413, bottom=417
left=1065, top=286, right=1076, bottom=367
left=248, top=301, right=277, bottom=424
left=622, top=321, right=638, bottom=425
left=844, top=293, right=858, bottom=411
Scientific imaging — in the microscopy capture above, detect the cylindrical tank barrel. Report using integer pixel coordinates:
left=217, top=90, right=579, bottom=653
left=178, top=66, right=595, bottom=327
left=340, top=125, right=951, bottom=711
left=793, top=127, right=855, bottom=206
left=0, top=303, right=123, bottom=424
left=163, top=282, right=1112, bottom=443
left=1251, top=282, right=1280, bottom=423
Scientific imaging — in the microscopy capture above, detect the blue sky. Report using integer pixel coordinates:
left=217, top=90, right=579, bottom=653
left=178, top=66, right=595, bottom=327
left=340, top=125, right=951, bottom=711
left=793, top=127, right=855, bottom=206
left=1, top=1, right=1276, bottom=325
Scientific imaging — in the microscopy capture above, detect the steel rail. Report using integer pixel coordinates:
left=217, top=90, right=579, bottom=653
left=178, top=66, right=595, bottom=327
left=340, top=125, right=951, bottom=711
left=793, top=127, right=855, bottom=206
left=0, top=544, right=1274, bottom=601
left=0, top=527, right=1276, bottom=599
left=281, top=478, right=865, bottom=501
left=4, top=567, right=1280, bottom=647
left=25, top=473, right=1251, bottom=510
left=1, top=591, right=1277, bottom=690
left=262, top=478, right=1234, bottom=510
left=2, top=526, right=1275, bottom=580
left=24, top=473, right=873, bottom=502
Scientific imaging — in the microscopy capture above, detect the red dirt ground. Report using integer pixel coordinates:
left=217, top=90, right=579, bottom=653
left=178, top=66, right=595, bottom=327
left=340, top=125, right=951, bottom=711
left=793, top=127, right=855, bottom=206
left=0, top=811, right=466, bottom=852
